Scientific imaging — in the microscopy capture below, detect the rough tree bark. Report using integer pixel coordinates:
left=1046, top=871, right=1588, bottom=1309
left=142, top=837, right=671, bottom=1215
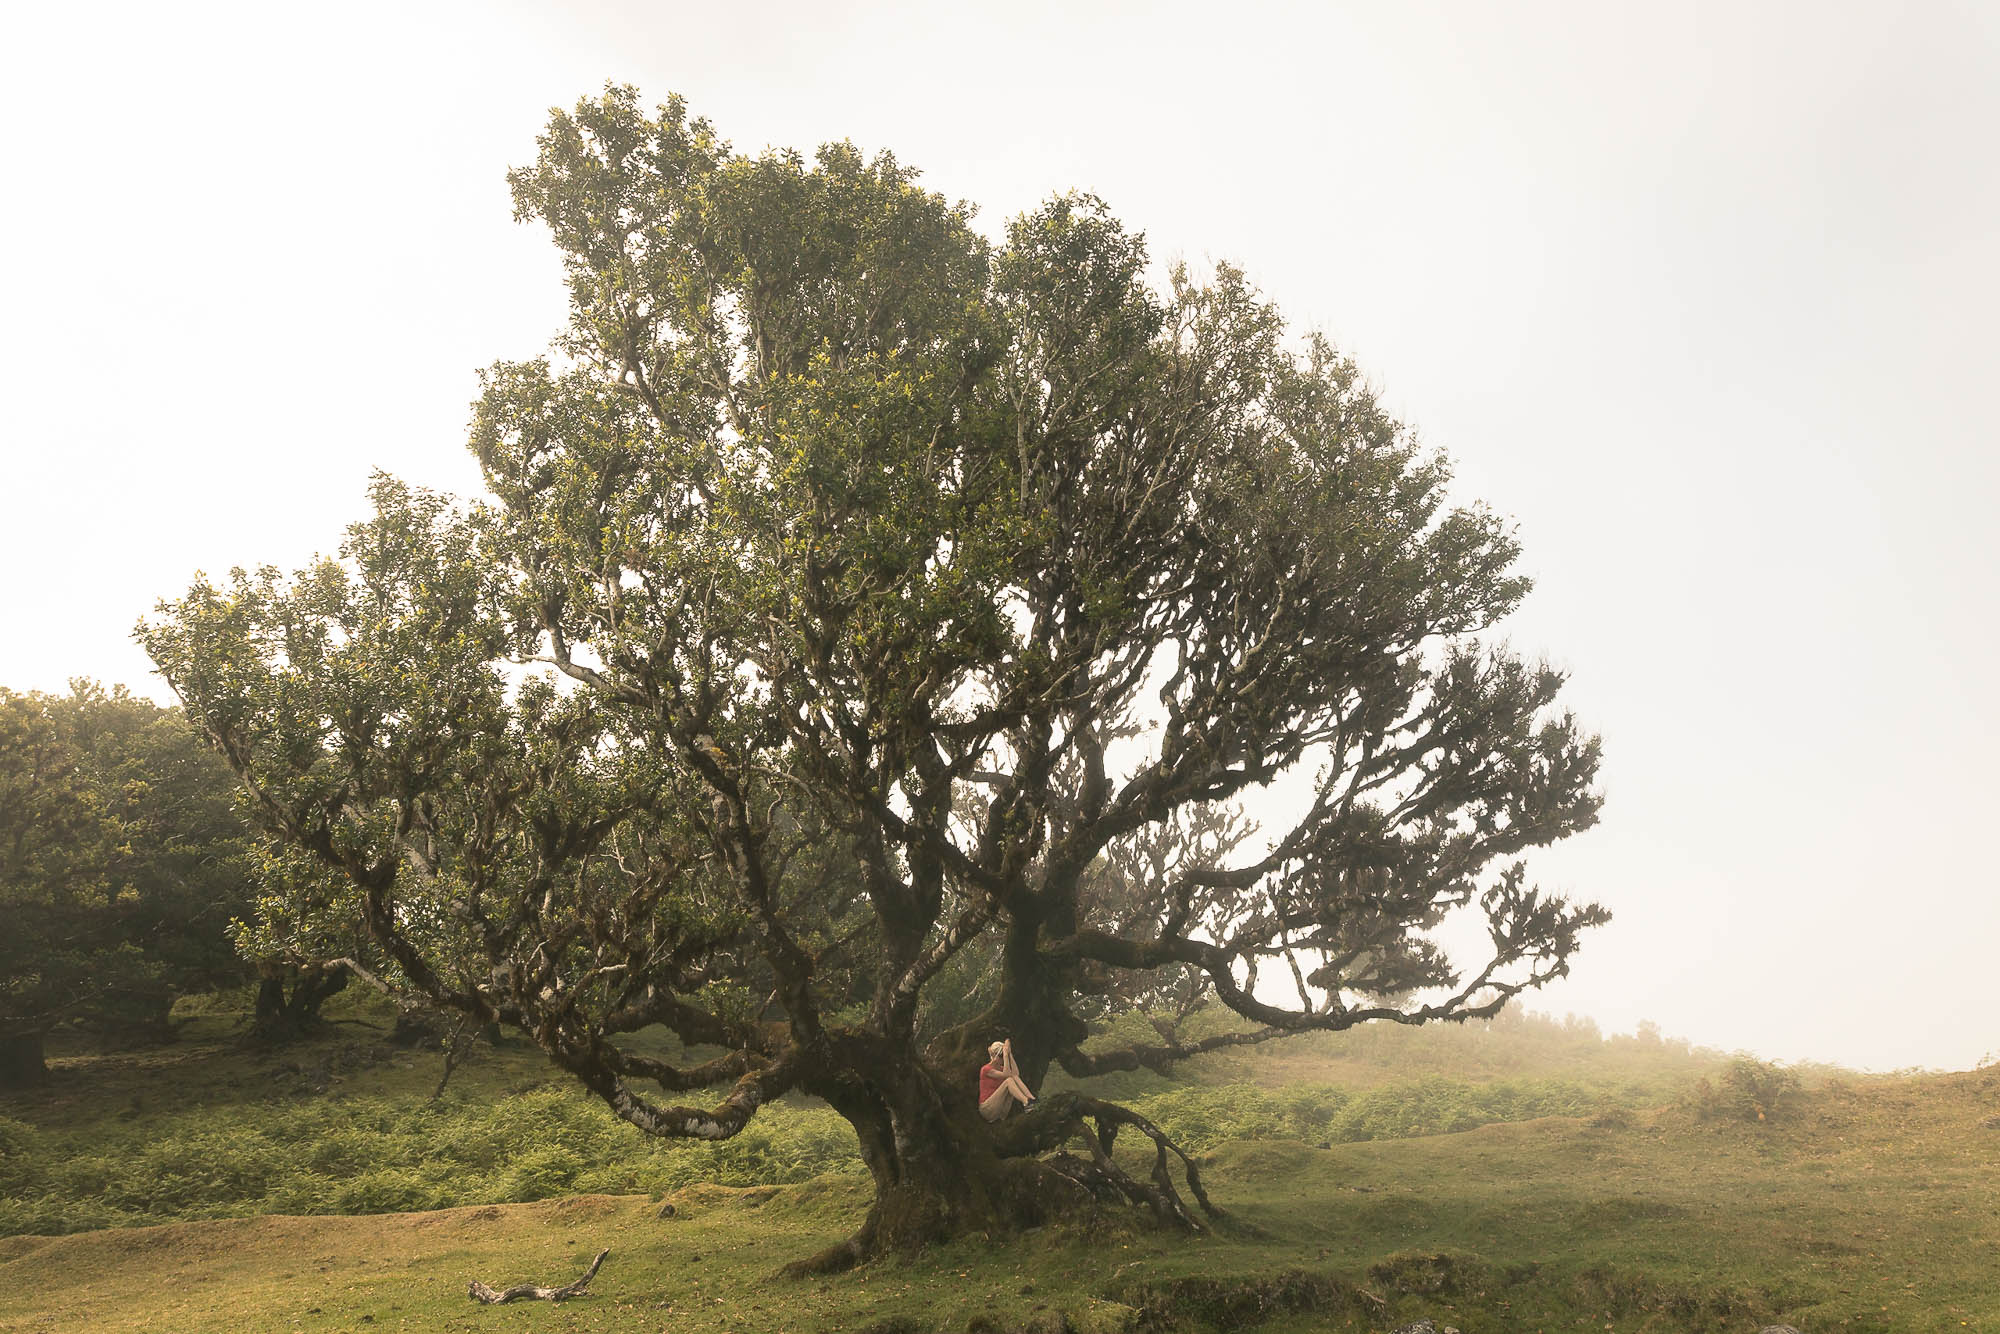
left=773, top=1046, right=1216, bottom=1274
left=251, top=961, right=349, bottom=1041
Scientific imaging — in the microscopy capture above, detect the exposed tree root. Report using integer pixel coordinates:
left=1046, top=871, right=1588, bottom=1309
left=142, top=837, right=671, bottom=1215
left=780, top=1229, right=873, bottom=1278
left=992, top=1091, right=1220, bottom=1233
left=776, top=1091, right=1218, bottom=1277
left=466, top=1248, right=609, bottom=1303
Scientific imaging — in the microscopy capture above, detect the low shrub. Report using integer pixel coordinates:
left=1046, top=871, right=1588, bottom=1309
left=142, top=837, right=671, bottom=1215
left=334, top=1168, right=445, bottom=1215
left=500, top=1144, right=588, bottom=1201
left=1687, top=1058, right=1803, bottom=1124
left=306, top=1126, right=393, bottom=1176
left=0, top=1117, right=44, bottom=1196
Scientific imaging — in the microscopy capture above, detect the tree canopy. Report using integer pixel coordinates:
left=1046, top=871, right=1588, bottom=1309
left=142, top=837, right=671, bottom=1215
left=142, top=86, right=1605, bottom=1262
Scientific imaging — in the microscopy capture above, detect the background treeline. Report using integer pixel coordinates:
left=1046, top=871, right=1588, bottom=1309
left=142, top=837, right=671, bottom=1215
left=0, top=682, right=357, bottom=1090
left=1, top=683, right=251, bottom=1085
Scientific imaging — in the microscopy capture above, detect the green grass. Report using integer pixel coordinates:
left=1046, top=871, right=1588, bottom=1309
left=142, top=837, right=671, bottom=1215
left=4, top=1071, right=1997, bottom=1332
left=0, top=997, right=1739, bottom=1238
left=3, top=999, right=1994, bottom=1332
left=0, top=1060, right=1709, bottom=1236
left=1, top=998, right=868, bottom=1235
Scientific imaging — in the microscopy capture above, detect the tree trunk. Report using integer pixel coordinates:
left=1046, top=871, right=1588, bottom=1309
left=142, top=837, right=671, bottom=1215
left=252, top=977, right=286, bottom=1030
left=791, top=1059, right=1059, bottom=1272
left=0, top=1032, right=48, bottom=1089
left=780, top=1036, right=1211, bottom=1272
left=251, top=962, right=350, bottom=1040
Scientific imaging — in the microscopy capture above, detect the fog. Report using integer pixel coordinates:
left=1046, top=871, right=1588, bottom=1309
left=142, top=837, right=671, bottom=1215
left=4, top=0, right=1992, bottom=1071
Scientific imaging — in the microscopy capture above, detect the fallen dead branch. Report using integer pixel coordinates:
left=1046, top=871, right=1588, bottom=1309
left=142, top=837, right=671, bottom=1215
left=466, top=1247, right=609, bottom=1304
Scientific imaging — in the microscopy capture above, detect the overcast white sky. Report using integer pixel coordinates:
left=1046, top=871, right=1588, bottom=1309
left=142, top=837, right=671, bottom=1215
left=4, top=1, right=1994, bottom=1072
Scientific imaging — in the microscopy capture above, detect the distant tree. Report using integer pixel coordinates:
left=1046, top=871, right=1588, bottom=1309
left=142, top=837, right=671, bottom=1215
left=0, top=683, right=255, bottom=1086
left=143, top=87, right=1606, bottom=1264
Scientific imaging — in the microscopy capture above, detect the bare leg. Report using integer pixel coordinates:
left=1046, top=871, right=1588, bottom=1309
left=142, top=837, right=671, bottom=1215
left=997, top=1046, right=1036, bottom=1106
left=980, top=1077, right=1040, bottom=1122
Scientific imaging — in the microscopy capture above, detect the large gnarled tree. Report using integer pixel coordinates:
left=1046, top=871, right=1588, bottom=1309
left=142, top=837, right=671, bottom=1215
left=143, top=87, right=1605, bottom=1266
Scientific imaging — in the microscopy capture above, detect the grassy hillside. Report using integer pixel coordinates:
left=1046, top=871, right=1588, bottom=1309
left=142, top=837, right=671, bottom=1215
left=4, top=1000, right=1992, bottom=1332
left=0, top=998, right=1734, bottom=1237
left=3, top=1067, right=1996, bottom=1333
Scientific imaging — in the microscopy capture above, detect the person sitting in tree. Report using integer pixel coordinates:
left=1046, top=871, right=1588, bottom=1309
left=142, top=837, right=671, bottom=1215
left=978, top=1037, right=1038, bottom=1121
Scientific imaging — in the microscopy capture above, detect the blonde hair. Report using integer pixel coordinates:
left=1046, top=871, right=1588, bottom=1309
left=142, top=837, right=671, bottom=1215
left=988, top=1040, right=1006, bottom=1059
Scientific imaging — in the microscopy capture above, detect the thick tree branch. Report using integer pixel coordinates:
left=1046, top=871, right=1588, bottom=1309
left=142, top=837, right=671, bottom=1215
left=1054, top=1024, right=1290, bottom=1078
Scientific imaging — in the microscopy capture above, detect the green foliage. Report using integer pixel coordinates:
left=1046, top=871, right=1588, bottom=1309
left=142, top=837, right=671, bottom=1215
left=0, top=682, right=255, bottom=1050
left=1127, top=1076, right=1615, bottom=1154
left=0, top=1115, right=37, bottom=1195
left=330, top=1168, right=445, bottom=1215
left=1687, top=1057, right=1805, bottom=1124
left=139, top=87, right=1607, bottom=1216
left=0, top=1003, right=1762, bottom=1239
left=0, top=1074, right=868, bottom=1236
